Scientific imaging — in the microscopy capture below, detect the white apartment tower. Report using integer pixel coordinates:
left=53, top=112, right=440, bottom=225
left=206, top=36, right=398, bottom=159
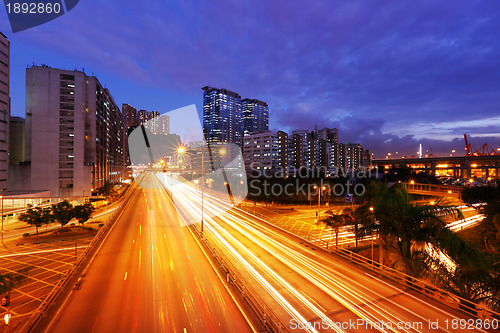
left=25, top=65, right=127, bottom=197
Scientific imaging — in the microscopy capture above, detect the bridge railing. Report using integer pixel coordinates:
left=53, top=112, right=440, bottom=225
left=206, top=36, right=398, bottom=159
left=404, top=182, right=462, bottom=196
left=236, top=204, right=500, bottom=322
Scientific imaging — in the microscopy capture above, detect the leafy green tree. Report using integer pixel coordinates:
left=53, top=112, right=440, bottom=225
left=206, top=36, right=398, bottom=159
left=18, top=205, right=52, bottom=236
left=73, top=203, right=94, bottom=226
left=52, top=201, right=74, bottom=228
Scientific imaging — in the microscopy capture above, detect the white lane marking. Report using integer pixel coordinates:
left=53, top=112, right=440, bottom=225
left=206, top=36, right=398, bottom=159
left=124, top=272, right=128, bottom=281
left=0, top=246, right=89, bottom=258
left=164, top=234, right=166, bottom=239
left=132, top=239, right=135, bottom=244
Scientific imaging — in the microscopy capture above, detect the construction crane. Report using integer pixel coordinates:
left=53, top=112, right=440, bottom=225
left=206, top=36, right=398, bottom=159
left=464, top=134, right=500, bottom=156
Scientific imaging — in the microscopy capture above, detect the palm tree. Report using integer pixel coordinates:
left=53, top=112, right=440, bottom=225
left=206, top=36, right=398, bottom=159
left=364, top=181, right=463, bottom=275
left=322, top=209, right=354, bottom=251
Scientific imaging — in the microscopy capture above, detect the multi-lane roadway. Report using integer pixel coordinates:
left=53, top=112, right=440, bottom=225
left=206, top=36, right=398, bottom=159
left=35, top=172, right=493, bottom=332
left=41, top=173, right=255, bottom=333
left=167, top=173, right=492, bottom=333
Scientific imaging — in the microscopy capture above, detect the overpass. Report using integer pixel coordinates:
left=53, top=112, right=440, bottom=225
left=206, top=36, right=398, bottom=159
left=403, top=182, right=461, bottom=198
left=375, top=155, right=500, bottom=180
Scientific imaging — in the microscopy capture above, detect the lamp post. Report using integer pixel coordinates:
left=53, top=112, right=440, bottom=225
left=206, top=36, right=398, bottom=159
left=312, top=185, right=326, bottom=208
left=201, top=147, right=205, bottom=234
left=369, top=206, right=374, bottom=264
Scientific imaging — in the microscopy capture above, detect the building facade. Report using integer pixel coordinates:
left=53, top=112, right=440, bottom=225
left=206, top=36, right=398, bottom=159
left=122, top=103, right=137, bottom=128
left=241, top=98, right=269, bottom=134
left=243, top=131, right=287, bottom=174
left=0, top=32, right=9, bottom=192
left=9, top=116, right=24, bottom=165
left=24, top=65, right=127, bottom=197
left=138, top=109, right=150, bottom=125
left=243, top=126, right=371, bottom=175
left=202, top=86, right=242, bottom=145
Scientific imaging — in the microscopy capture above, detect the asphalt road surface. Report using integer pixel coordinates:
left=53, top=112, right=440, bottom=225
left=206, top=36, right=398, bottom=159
left=42, top=173, right=255, bottom=333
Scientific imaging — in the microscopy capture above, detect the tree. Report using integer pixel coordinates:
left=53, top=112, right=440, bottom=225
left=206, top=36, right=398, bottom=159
left=322, top=209, right=354, bottom=251
left=96, top=181, right=117, bottom=200
left=73, top=203, right=94, bottom=227
left=52, top=201, right=74, bottom=228
left=350, top=205, right=376, bottom=249
left=18, top=205, right=52, bottom=236
left=364, top=181, right=462, bottom=275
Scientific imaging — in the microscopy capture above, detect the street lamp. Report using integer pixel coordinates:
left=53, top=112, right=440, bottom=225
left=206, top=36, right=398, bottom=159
left=369, top=206, right=374, bottom=263
left=312, top=185, right=326, bottom=208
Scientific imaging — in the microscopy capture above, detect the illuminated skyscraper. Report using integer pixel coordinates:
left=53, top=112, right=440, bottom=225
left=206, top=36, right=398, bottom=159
left=202, top=86, right=242, bottom=145
left=241, top=98, right=268, bottom=134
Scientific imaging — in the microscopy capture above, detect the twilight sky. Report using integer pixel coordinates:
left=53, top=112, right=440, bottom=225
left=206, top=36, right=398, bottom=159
left=2, top=0, right=499, bottom=158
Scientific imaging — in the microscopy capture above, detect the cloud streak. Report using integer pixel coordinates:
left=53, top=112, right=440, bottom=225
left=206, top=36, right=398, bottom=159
left=2, top=0, right=500, bottom=156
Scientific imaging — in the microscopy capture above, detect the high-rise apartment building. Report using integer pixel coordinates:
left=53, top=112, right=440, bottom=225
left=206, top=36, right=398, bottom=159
left=241, top=98, right=269, bottom=134
left=317, top=127, right=338, bottom=144
left=24, top=65, right=127, bottom=197
left=138, top=109, right=150, bottom=125
left=122, top=103, right=137, bottom=128
left=243, top=126, right=371, bottom=175
left=242, top=131, right=288, bottom=173
left=0, top=32, right=9, bottom=192
left=9, top=117, right=24, bottom=165
left=202, top=86, right=242, bottom=145
left=147, top=111, right=160, bottom=133
left=157, top=113, right=170, bottom=135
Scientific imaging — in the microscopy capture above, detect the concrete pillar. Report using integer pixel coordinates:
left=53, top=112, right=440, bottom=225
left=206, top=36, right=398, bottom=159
left=461, top=162, right=471, bottom=179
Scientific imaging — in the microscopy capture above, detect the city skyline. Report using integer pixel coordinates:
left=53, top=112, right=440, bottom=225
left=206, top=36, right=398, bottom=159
left=1, top=1, right=499, bottom=158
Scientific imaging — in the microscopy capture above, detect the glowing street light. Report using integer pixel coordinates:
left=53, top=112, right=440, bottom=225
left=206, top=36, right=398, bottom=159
left=312, top=185, right=327, bottom=208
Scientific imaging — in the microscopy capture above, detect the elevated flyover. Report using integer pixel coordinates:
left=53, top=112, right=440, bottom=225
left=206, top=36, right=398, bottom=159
left=403, top=182, right=461, bottom=198
left=375, top=155, right=500, bottom=179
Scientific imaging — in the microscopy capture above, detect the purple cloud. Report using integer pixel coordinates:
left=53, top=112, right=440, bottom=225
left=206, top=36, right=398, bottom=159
left=3, top=0, right=499, bottom=157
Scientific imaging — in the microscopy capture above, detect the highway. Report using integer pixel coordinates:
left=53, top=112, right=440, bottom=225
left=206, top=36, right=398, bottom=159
left=165, top=173, right=491, bottom=333
left=42, top=173, right=255, bottom=333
